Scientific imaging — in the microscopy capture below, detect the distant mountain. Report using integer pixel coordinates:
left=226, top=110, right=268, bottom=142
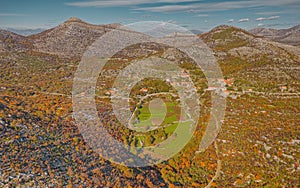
left=5, top=28, right=46, bottom=36
left=0, top=29, right=32, bottom=52
left=249, top=25, right=300, bottom=46
left=190, top=29, right=203, bottom=35
left=28, top=17, right=120, bottom=59
left=199, top=24, right=300, bottom=93
left=1, top=18, right=299, bottom=61
left=1, top=19, right=300, bottom=187
left=200, top=25, right=300, bottom=61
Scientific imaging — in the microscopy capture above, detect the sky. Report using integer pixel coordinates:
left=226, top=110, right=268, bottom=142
left=0, top=0, right=299, bottom=32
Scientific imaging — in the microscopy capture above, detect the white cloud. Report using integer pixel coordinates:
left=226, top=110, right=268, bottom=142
left=268, top=16, right=280, bottom=20
left=167, top=20, right=177, bottom=24
left=256, top=17, right=265, bottom=21
left=66, top=0, right=201, bottom=7
left=255, top=11, right=283, bottom=15
left=256, top=15, right=280, bottom=21
left=238, top=18, right=250, bottom=23
left=0, top=13, right=28, bottom=16
left=228, top=19, right=234, bottom=23
left=133, top=0, right=300, bottom=13
left=196, top=14, right=209, bottom=17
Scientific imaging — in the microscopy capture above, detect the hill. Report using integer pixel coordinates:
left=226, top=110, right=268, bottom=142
left=5, top=28, right=45, bottom=36
left=0, top=20, right=299, bottom=187
left=199, top=24, right=300, bottom=92
left=0, top=29, right=32, bottom=52
left=249, top=24, right=300, bottom=46
left=27, top=17, right=120, bottom=59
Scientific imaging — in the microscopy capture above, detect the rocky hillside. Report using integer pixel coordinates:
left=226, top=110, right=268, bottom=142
left=5, top=28, right=45, bottom=36
left=0, top=18, right=120, bottom=59
left=199, top=25, right=300, bottom=92
left=28, top=17, right=120, bottom=59
left=1, top=19, right=299, bottom=60
left=200, top=25, right=299, bottom=61
left=0, top=30, right=32, bottom=52
left=249, top=24, right=300, bottom=46
left=1, top=20, right=300, bottom=187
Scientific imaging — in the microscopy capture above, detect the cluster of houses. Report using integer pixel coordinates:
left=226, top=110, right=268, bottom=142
left=103, top=68, right=238, bottom=100
left=205, top=78, right=235, bottom=98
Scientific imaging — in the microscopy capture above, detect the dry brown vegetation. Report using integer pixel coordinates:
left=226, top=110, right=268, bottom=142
left=0, top=21, right=299, bottom=187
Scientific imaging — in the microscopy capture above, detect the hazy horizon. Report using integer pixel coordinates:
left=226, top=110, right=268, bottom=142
left=1, top=0, right=300, bottom=32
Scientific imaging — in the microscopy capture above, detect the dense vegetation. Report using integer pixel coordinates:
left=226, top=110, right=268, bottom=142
left=0, top=25, right=299, bottom=187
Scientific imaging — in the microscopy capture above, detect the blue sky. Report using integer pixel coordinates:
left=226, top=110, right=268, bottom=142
left=0, top=0, right=299, bottom=31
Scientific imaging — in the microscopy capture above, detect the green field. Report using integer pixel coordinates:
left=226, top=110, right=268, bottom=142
left=131, top=97, right=181, bottom=147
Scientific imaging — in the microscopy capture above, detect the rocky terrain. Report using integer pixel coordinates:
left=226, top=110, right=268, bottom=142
left=250, top=24, right=300, bottom=46
left=200, top=25, right=300, bottom=91
left=0, top=30, right=32, bottom=53
left=4, top=28, right=45, bottom=37
left=0, top=19, right=299, bottom=187
left=1, top=17, right=120, bottom=59
left=29, top=17, right=122, bottom=59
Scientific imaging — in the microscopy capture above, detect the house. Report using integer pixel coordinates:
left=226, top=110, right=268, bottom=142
left=280, top=85, right=287, bottom=92
left=105, top=89, right=116, bottom=96
left=217, top=78, right=226, bottom=87
left=224, top=78, right=234, bottom=86
left=206, top=86, right=218, bottom=91
left=181, top=71, right=190, bottom=78
left=221, top=90, right=230, bottom=97
left=140, top=88, right=148, bottom=93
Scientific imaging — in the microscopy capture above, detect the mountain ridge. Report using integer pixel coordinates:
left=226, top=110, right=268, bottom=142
left=249, top=24, right=300, bottom=46
left=0, top=18, right=299, bottom=187
left=27, top=18, right=121, bottom=58
left=0, top=18, right=299, bottom=59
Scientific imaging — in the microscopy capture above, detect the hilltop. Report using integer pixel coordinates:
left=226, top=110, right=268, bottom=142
left=199, top=24, right=300, bottom=92
left=28, top=17, right=120, bottom=58
left=0, top=17, right=121, bottom=59
left=1, top=19, right=299, bottom=60
left=200, top=24, right=300, bottom=60
left=0, top=18, right=299, bottom=187
left=0, top=29, right=32, bottom=52
left=249, top=24, right=300, bottom=46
